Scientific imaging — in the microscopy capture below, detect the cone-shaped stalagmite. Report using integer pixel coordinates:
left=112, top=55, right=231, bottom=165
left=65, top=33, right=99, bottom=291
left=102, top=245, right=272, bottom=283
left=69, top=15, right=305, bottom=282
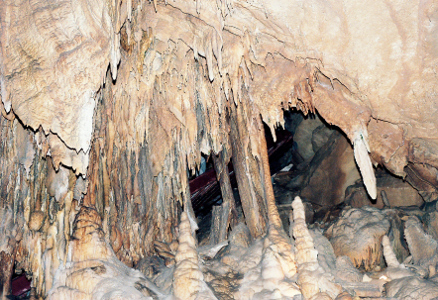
left=173, top=212, right=217, bottom=300
left=292, top=196, right=342, bottom=299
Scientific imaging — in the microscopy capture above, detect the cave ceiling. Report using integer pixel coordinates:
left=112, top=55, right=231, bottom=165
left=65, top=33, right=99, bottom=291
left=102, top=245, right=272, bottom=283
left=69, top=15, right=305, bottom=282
left=2, top=0, right=438, bottom=189
left=1, top=0, right=438, bottom=299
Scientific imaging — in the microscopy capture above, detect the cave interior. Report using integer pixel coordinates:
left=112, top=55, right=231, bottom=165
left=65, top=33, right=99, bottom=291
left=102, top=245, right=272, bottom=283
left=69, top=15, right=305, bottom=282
left=1, top=0, right=438, bottom=299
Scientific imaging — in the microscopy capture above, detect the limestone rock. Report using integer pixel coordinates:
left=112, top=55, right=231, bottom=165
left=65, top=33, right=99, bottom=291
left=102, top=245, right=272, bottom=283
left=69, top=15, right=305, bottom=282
left=345, top=173, right=424, bottom=209
left=423, top=210, right=438, bottom=241
left=404, top=216, right=438, bottom=271
left=293, top=115, right=325, bottom=161
left=311, top=125, right=333, bottom=154
left=334, top=292, right=353, bottom=300
left=335, top=256, right=363, bottom=283
left=385, top=276, right=438, bottom=299
left=300, top=131, right=361, bottom=209
left=325, top=207, right=391, bottom=271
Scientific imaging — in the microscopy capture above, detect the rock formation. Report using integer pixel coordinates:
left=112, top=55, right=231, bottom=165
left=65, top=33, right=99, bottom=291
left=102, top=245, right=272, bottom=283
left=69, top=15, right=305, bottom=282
left=1, top=0, right=438, bottom=299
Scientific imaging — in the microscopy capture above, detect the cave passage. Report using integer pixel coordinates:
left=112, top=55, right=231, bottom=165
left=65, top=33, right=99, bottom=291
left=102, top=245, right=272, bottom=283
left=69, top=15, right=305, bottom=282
left=2, top=0, right=438, bottom=299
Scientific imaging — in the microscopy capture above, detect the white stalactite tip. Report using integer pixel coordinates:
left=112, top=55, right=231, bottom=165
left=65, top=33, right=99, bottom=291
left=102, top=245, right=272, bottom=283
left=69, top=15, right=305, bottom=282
left=353, top=132, right=377, bottom=199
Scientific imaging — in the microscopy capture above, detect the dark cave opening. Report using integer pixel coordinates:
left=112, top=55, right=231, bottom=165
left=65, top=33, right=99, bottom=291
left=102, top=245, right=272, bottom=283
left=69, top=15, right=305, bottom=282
left=190, top=110, right=324, bottom=242
left=190, top=109, right=427, bottom=246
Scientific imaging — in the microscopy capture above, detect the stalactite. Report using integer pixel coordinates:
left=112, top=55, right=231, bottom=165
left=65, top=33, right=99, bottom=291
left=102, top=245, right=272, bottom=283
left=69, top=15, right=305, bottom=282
left=0, top=0, right=122, bottom=159
left=229, top=96, right=268, bottom=239
left=353, top=131, right=377, bottom=199
left=0, top=208, right=18, bottom=298
left=1, top=1, right=438, bottom=299
left=210, top=150, right=237, bottom=245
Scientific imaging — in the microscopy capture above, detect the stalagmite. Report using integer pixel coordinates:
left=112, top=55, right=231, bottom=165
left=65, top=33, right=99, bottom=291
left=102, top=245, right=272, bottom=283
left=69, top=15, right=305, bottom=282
left=47, top=206, right=163, bottom=300
left=236, top=225, right=301, bottom=299
left=292, top=196, right=342, bottom=299
left=1, top=0, right=438, bottom=299
left=173, top=212, right=217, bottom=300
left=379, top=235, right=415, bottom=281
left=382, top=235, right=401, bottom=269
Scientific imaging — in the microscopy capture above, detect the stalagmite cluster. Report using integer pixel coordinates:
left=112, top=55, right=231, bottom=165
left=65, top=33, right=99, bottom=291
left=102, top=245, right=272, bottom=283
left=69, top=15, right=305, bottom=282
left=48, top=206, right=164, bottom=300
left=1, top=0, right=438, bottom=299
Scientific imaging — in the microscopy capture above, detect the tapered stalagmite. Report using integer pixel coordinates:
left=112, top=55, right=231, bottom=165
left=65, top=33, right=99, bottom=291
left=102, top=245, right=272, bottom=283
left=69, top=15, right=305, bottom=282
left=236, top=231, right=301, bottom=299
left=379, top=235, right=415, bottom=282
left=382, top=235, right=400, bottom=269
left=173, top=212, right=217, bottom=300
left=292, top=196, right=342, bottom=299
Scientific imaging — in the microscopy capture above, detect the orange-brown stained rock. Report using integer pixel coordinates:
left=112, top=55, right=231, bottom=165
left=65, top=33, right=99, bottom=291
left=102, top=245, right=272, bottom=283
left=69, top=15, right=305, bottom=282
left=2, top=0, right=438, bottom=182
left=2, top=1, right=438, bottom=298
left=28, top=211, right=45, bottom=232
left=5, top=0, right=437, bottom=194
left=368, top=119, right=408, bottom=177
left=334, top=291, right=353, bottom=300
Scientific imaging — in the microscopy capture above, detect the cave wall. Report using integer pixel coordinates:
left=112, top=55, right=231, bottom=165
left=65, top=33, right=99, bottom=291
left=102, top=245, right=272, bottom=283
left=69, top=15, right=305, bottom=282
left=1, top=0, right=438, bottom=297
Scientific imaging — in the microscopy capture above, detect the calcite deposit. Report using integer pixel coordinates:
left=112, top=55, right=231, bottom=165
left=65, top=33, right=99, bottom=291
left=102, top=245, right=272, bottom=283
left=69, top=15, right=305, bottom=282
left=1, top=0, right=438, bottom=299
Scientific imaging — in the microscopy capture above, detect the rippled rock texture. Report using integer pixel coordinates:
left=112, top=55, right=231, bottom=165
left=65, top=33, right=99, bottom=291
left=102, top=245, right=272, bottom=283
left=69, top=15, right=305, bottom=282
left=1, top=1, right=438, bottom=299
